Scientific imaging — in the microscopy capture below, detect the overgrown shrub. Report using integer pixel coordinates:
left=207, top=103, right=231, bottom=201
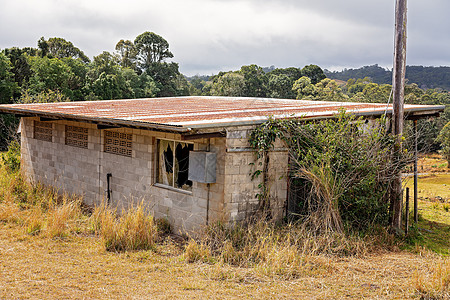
left=249, top=112, right=411, bottom=233
left=1, top=140, right=20, bottom=173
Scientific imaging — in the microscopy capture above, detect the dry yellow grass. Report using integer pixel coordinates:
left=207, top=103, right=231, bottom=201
left=1, top=221, right=449, bottom=299
left=0, top=200, right=20, bottom=223
left=46, top=198, right=83, bottom=238
left=1, top=154, right=449, bottom=299
left=24, top=207, right=44, bottom=235
left=414, top=257, right=450, bottom=299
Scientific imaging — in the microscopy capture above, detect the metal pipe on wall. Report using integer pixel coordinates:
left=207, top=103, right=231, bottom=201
left=106, top=173, right=112, bottom=203
left=206, top=139, right=211, bottom=225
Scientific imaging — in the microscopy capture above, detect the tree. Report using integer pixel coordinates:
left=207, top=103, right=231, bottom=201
left=38, top=37, right=90, bottom=63
left=210, top=72, right=245, bottom=96
left=292, top=76, right=316, bottom=100
left=115, top=39, right=136, bottom=69
left=3, top=47, right=35, bottom=88
left=62, top=57, right=89, bottom=101
left=145, top=62, right=182, bottom=97
left=88, top=72, right=123, bottom=100
left=350, top=82, right=391, bottom=103
left=187, top=75, right=207, bottom=95
left=132, top=72, right=159, bottom=98
left=239, top=64, right=267, bottom=97
left=268, top=67, right=302, bottom=81
left=266, top=67, right=303, bottom=99
left=301, top=64, right=326, bottom=84
left=0, top=53, right=18, bottom=104
left=134, top=32, right=173, bottom=70
left=89, top=51, right=120, bottom=77
left=436, top=122, right=450, bottom=166
left=266, top=74, right=293, bottom=99
left=314, top=78, right=348, bottom=102
left=26, top=56, right=87, bottom=100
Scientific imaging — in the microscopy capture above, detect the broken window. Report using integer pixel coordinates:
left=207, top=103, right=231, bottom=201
left=34, top=121, right=53, bottom=142
left=157, top=139, right=193, bottom=191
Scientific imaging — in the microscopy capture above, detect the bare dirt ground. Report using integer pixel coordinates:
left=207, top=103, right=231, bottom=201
left=0, top=222, right=447, bottom=299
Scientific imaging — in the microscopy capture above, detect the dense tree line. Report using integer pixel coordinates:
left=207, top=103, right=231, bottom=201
left=187, top=64, right=326, bottom=98
left=1, top=33, right=449, bottom=153
left=190, top=66, right=448, bottom=152
left=325, top=64, right=450, bottom=91
left=1, top=32, right=189, bottom=105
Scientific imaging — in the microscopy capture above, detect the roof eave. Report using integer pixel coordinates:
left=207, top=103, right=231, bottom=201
left=0, top=104, right=444, bottom=132
left=0, top=107, right=192, bottom=133
left=182, top=105, right=446, bottom=129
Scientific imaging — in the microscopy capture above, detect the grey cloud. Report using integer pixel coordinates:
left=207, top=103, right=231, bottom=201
left=0, top=0, right=448, bottom=76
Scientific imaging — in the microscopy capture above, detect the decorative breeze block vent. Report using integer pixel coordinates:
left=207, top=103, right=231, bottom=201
left=34, top=121, right=53, bottom=142
left=104, top=131, right=132, bottom=157
left=65, top=125, right=88, bottom=149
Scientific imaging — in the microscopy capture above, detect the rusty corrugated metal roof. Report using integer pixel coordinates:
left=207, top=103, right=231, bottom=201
left=0, top=96, right=445, bottom=132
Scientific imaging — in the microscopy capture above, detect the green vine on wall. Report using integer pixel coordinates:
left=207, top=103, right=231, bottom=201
left=248, top=118, right=283, bottom=216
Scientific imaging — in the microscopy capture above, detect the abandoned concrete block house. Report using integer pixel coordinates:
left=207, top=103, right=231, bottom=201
left=0, top=97, right=444, bottom=232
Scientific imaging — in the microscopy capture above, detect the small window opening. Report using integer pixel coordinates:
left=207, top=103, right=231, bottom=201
left=34, top=121, right=53, bottom=142
left=65, top=125, right=88, bottom=149
left=104, top=130, right=132, bottom=157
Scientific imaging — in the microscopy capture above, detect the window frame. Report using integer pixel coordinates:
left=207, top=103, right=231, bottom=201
left=156, top=138, right=194, bottom=192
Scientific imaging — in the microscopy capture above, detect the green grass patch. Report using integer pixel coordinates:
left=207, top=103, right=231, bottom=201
left=405, top=174, right=450, bottom=201
left=404, top=174, right=450, bottom=255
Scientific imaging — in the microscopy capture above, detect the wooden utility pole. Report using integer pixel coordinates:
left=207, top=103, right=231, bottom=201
left=391, top=0, right=407, bottom=230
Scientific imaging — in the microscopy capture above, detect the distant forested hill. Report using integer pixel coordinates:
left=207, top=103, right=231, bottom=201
left=325, top=65, right=450, bottom=91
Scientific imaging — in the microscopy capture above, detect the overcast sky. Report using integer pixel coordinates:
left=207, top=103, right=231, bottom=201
left=0, top=0, right=449, bottom=76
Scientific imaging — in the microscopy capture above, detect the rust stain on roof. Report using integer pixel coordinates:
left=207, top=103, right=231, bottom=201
left=0, top=96, right=444, bottom=130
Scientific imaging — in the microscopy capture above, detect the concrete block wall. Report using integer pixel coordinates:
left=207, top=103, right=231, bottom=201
left=20, top=117, right=226, bottom=233
left=223, top=127, right=288, bottom=223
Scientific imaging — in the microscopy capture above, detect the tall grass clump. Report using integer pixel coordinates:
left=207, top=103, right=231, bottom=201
left=25, top=207, right=44, bottom=235
left=184, top=218, right=377, bottom=279
left=0, top=200, right=21, bottom=223
left=92, top=202, right=158, bottom=252
left=414, top=258, right=450, bottom=299
left=0, top=142, right=26, bottom=224
left=0, top=141, right=87, bottom=237
left=46, top=195, right=83, bottom=238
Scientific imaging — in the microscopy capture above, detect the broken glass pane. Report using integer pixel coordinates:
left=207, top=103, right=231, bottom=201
left=158, top=139, right=173, bottom=186
left=175, top=142, right=193, bottom=190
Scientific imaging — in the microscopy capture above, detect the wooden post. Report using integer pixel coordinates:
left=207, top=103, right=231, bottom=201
left=390, top=0, right=407, bottom=231
left=405, top=187, right=410, bottom=235
left=414, top=120, right=418, bottom=223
